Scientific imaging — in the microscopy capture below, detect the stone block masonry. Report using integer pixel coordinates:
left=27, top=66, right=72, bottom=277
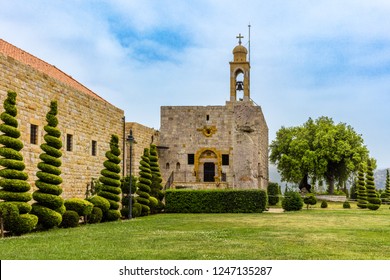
left=124, top=122, right=159, bottom=178
left=0, top=42, right=124, bottom=199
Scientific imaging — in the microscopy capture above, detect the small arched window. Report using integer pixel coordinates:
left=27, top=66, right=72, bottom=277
left=166, top=163, right=170, bottom=170
left=176, top=162, right=181, bottom=171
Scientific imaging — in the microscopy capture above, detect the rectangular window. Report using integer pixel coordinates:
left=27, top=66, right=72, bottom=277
left=92, top=140, right=97, bottom=156
left=187, top=154, right=195, bottom=165
left=222, top=154, right=229, bottom=166
left=66, top=134, right=73, bottom=152
left=30, top=124, right=38, bottom=144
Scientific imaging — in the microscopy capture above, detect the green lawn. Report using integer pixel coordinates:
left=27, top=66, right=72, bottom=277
left=1, top=204, right=390, bottom=260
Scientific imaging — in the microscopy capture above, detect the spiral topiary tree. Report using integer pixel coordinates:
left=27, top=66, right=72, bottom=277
left=136, top=148, right=152, bottom=216
left=0, top=91, right=38, bottom=234
left=31, top=101, right=64, bottom=229
left=149, top=144, right=164, bottom=213
left=356, top=165, right=368, bottom=209
left=121, top=175, right=142, bottom=218
left=383, top=169, right=390, bottom=203
left=97, top=134, right=121, bottom=222
left=366, top=160, right=381, bottom=210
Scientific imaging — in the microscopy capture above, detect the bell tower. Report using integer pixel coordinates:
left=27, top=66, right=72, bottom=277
left=229, top=33, right=250, bottom=101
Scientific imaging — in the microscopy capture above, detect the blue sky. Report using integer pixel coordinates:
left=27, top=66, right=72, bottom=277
left=1, top=0, right=390, bottom=176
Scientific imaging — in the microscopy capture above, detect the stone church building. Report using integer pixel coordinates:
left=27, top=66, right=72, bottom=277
left=1, top=36, right=268, bottom=201
left=157, top=37, right=269, bottom=190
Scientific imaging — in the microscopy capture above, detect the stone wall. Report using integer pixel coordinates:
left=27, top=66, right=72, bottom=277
left=0, top=52, right=124, bottom=199
left=124, top=122, right=159, bottom=178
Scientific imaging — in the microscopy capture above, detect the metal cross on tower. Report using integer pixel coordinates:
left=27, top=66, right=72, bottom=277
left=236, top=33, right=244, bottom=45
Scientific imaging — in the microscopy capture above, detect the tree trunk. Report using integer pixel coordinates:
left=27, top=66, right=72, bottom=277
left=327, top=174, right=335, bottom=194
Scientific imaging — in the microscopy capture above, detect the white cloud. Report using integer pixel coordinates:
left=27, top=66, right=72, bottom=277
left=2, top=0, right=390, bottom=168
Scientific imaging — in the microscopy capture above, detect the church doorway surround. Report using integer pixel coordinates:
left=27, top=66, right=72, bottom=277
left=194, top=148, right=222, bottom=183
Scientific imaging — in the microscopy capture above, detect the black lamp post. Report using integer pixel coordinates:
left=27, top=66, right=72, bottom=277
left=127, top=129, right=135, bottom=219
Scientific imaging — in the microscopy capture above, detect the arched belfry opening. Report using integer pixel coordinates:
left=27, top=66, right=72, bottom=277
left=235, top=70, right=245, bottom=100
left=230, top=33, right=250, bottom=101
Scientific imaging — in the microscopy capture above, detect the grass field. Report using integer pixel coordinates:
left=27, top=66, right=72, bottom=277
left=1, top=203, right=390, bottom=260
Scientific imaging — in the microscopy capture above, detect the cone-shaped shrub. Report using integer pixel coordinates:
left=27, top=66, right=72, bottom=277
left=97, top=135, right=121, bottom=221
left=0, top=91, right=37, bottom=234
left=356, top=165, right=368, bottom=209
left=366, top=160, right=381, bottom=210
left=31, top=101, right=64, bottom=228
left=149, top=144, right=164, bottom=213
left=136, top=148, right=152, bottom=216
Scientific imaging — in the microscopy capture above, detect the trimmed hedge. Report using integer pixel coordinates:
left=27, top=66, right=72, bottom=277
left=165, top=189, right=267, bottom=213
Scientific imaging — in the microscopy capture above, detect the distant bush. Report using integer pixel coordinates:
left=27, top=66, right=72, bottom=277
left=165, top=189, right=267, bottom=213
left=303, top=193, right=317, bottom=209
left=267, top=182, right=281, bottom=206
left=60, top=210, right=80, bottom=228
left=343, top=201, right=351, bottom=209
left=282, top=191, right=303, bottom=211
left=320, top=201, right=328, bottom=208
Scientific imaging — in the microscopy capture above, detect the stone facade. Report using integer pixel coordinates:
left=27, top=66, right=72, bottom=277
left=157, top=39, right=269, bottom=190
left=0, top=39, right=124, bottom=199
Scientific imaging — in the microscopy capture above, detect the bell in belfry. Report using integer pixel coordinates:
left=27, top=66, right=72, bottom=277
left=236, top=81, right=244, bottom=91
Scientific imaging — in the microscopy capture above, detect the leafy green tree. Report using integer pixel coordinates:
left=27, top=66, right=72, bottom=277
left=31, top=101, right=64, bottom=229
left=149, top=144, right=164, bottom=213
left=98, top=135, right=122, bottom=221
left=356, top=165, right=368, bottom=209
left=136, top=148, right=152, bottom=216
left=366, top=160, right=381, bottom=210
left=270, top=116, right=369, bottom=194
left=0, top=91, right=38, bottom=234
